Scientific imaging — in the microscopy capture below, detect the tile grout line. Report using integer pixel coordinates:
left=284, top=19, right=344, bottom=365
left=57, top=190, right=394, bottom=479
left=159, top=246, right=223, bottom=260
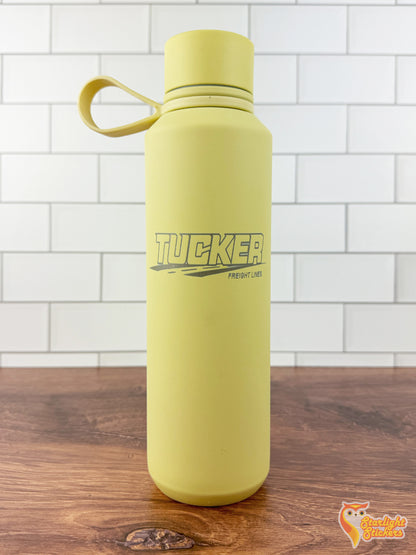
left=0, top=2, right=402, bottom=6
left=344, top=204, right=348, bottom=252
left=2, top=300, right=416, bottom=306
left=49, top=105, right=52, bottom=153
left=0, top=359, right=398, bottom=367
left=98, top=55, right=102, bottom=103
left=8, top=151, right=416, bottom=156
left=247, top=5, right=251, bottom=40
left=346, top=5, right=349, bottom=54
left=97, top=154, right=101, bottom=202
left=100, top=253, right=103, bottom=302
left=2, top=250, right=416, bottom=256
left=394, top=253, right=398, bottom=303
left=1, top=350, right=144, bottom=355
left=49, top=5, right=52, bottom=54
left=4, top=52, right=416, bottom=58
left=342, top=303, right=346, bottom=352
left=47, top=200, right=52, bottom=358
left=0, top=252, right=3, bottom=303
left=0, top=352, right=101, bottom=364
left=148, top=5, right=152, bottom=54
left=49, top=204, right=52, bottom=251
left=394, top=55, right=398, bottom=104
left=0, top=151, right=1, bottom=305
left=393, top=152, right=398, bottom=203
left=0, top=349, right=402, bottom=355
left=294, top=154, right=299, bottom=203
left=2, top=200, right=416, bottom=206
left=48, top=302, right=51, bottom=352
left=345, top=104, right=349, bottom=154
left=0, top=122, right=2, bottom=307
left=295, top=55, right=300, bottom=103
left=392, top=141, right=398, bottom=329
left=6, top=101, right=410, bottom=107
left=292, top=254, right=297, bottom=302
left=0, top=54, right=3, bottom=103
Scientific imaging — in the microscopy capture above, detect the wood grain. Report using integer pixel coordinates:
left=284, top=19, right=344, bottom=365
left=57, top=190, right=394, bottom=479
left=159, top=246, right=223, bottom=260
left=0, top=367, right=415, bottom=554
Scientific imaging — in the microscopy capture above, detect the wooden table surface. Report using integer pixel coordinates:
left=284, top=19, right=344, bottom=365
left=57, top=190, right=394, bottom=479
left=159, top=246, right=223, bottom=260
left=0, top=367, right=415, bottom=554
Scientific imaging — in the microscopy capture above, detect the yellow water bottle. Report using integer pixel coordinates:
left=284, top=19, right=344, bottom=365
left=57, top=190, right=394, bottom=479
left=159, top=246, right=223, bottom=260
left=79, top=29, right=272, bottom=506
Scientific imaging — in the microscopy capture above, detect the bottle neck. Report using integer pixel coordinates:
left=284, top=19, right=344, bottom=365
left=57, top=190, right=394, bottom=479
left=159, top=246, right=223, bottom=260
left=162, top=85, right=253, bottom=114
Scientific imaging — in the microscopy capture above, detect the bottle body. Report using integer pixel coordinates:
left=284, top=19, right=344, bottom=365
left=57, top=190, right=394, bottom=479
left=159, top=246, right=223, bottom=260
left=76, top=29, right=272, bottom=508
left=145, top=105, right=272, bottom=506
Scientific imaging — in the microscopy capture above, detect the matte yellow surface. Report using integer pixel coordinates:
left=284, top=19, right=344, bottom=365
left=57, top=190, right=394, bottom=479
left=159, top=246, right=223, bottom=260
left=78, top=76, right=162, bottom=137
left=164, top=30, right=254, bottom=94
left=78, top=30, right=272, bottom=507
left=145, top=106, right=272, bottom=505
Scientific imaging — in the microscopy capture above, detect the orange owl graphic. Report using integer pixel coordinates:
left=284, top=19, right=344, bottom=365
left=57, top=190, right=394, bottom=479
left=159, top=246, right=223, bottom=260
left=338, top=501, right=369, bottom=548
left=338, top=501, right=407, bottom=548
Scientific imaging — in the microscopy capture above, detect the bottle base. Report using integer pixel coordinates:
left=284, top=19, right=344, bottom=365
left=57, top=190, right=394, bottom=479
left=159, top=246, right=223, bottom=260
left=151, top=476, right=265, bottom=507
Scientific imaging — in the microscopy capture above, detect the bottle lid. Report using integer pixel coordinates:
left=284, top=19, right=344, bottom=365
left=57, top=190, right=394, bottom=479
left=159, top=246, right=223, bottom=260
left=164, top=30, right=254, bottom=94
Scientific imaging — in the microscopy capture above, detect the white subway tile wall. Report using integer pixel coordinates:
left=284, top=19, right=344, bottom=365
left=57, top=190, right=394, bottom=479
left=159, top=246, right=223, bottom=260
left=0, top=105, right=49, bottom=151
left=271, top=254, right=294, bottom=302
left=151, top=6, right=248, bottom=52
left=99, top=352, right=147, bottom=367
left=349, top=106, right=416, bottom=152
left=102, top=254, right=146, bottom=301
left=296, top=353, right=395, bottom=367
left=51, top=303, right=146, bottom=351
left=397, top=57, right=416, bottom=104
left=52, top=105, right=147, bottom=153
left=0, top=6, right=49, bottom=53
left=1, top=353, right=99, bottom=367
left=3, top=55, right=99, bottom=103
left=100, top=56, right=164, bottom=102
left=295, top=254, right=395, bottom=302
left=272, top=156, right=296, bottom=202
left=0, top=304, right=48, bottom=351
left=3, top=253, right=100, bottom=301
left=251, top=7, right=346, bottom=54
left=299, top=56, right=394, bottom=104
left=397, top=155, right=416, bottom=201
left=396, top=255, right=416, bottom=301
left=348, top=205, right=416, bottom=251
left=0, top=2, right=415, bottom=368
left=256, top=105, right=347, bottom=153
left=2, top=155, right=98, bottom=202
left=0, top=205, right=49, bottom=251
left=297, top=155, right=394, bottom=202
left=349, top=7, right=416, bottom=54
left=271, top=205, right=345, bottom=252
left=254, top=56, right=296, bottom=103
left=51, top=204, right=146, bottom=251
left=345, top=305, right=416, bottom=351
left=52, top=6, right=150, bottom=53
left=100, top=155, right=145, bottom=202
left=271, top=303, right=343, bottom=351
left=396, top=354, right=416, bottom=367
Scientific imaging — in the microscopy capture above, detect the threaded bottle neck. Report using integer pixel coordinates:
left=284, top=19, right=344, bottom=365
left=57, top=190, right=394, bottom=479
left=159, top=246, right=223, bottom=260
left=162, top=84, right=253, bottom=114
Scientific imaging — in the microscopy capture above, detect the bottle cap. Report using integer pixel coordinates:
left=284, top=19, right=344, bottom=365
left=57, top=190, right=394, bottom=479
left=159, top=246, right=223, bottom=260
left=164, top=30, right=254, bottom=94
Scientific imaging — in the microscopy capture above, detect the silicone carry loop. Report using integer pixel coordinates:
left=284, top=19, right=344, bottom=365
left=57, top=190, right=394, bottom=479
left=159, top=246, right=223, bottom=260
left=78, top=76, right=162, bottom=137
